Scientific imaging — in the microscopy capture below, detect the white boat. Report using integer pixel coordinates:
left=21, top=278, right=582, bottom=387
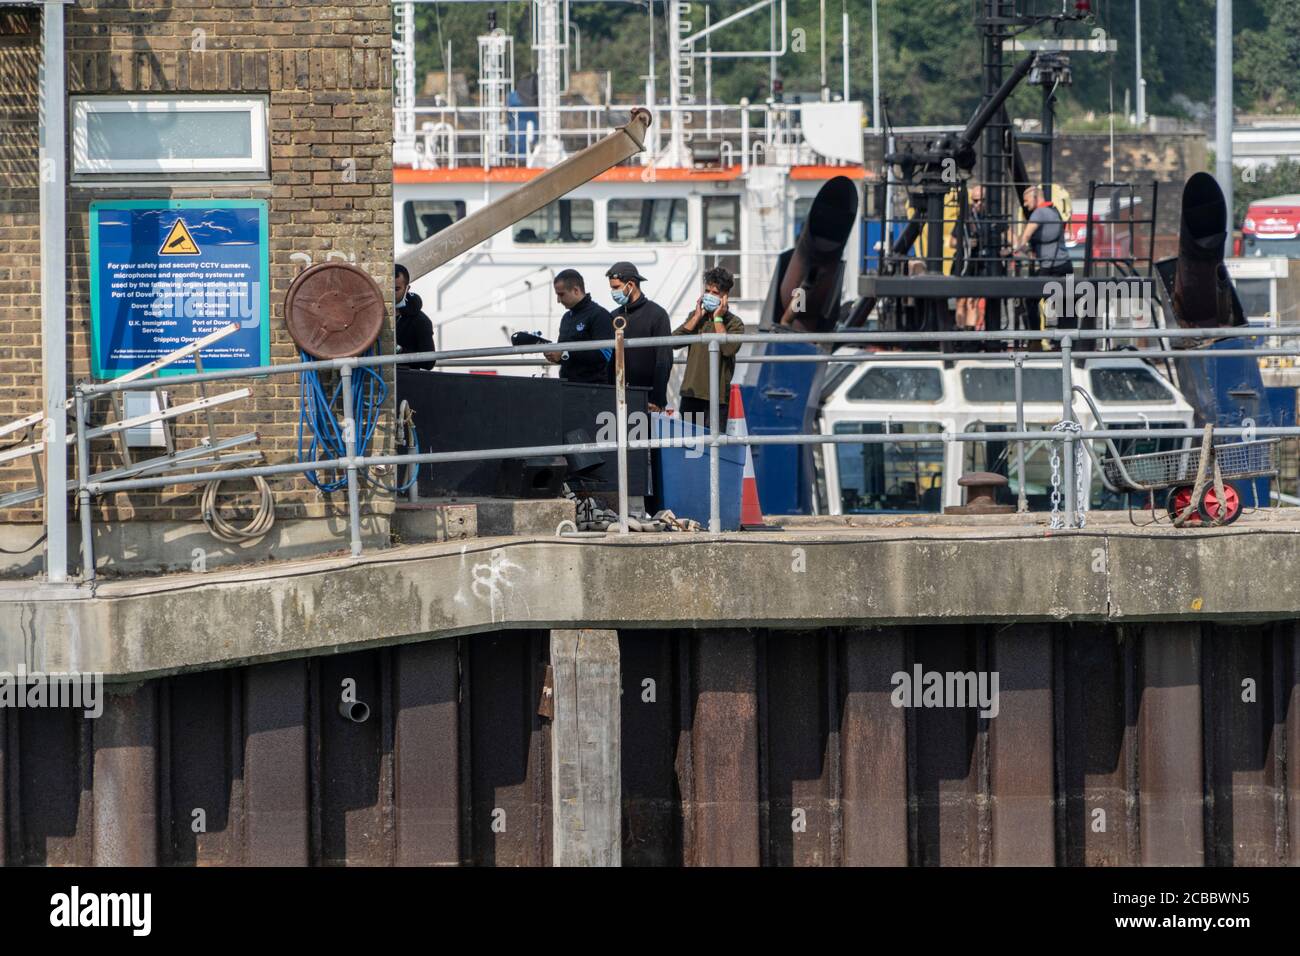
left=391, top=0, right=867, bottom=372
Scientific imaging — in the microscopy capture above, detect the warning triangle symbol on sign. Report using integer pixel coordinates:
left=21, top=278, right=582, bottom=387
left=158, top=218, right=200, bottom=256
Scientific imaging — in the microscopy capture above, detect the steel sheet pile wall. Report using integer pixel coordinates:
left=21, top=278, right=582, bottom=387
left=0, top=633, right=552, bottom=866
left=2, top=623, right=1297, bottom=866
left=620, top=624, right=1300, bottom=867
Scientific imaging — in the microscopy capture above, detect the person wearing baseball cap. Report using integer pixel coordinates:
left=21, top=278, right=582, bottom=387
left=605, top=261, right=672, bottom=411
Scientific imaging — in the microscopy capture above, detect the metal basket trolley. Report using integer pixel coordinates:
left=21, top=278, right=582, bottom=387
left=1076, top=386, right=1279, bottom=526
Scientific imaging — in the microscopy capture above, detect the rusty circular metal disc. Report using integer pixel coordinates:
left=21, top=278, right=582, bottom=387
left=284, top=262, right=387, bottom=359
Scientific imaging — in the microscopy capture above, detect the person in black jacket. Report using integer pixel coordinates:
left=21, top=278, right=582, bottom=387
left=605, top=261, right=671, bottom=411
left=547, top=269, right=614, bottom=384
left=394, top=263, right=435, bottom=369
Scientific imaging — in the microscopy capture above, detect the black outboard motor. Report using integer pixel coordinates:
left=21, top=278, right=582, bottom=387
left=762, top=175, right=859, bottom=333
left=1168, top=172, right=1245, bottom=329
left=740, top=176, right=860, bottom=515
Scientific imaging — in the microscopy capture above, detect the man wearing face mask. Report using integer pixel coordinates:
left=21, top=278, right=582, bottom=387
left=606, top=261, right=672, bottom=411
left=672, top=266, right=746, bottom=424
left=395, top=263, right=435, bottom=369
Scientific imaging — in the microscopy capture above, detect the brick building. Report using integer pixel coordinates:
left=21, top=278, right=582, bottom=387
left=0, top=1, right=396, bottom=575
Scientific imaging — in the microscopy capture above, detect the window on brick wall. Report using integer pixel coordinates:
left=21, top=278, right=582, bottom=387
left=71, top=97, right=269, bottom=178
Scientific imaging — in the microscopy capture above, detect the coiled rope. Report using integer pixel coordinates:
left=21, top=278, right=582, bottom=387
left=201, top=473, right=276, bottom=542
left=297, top=347, right=419, bottom=494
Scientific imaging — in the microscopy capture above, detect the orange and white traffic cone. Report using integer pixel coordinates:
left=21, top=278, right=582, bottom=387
left=727, top=383, right=770, bottom=530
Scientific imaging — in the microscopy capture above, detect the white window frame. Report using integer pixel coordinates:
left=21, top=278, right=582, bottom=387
left=71, top=96, right=269, bottom=176
left=607, top=196, right=692, bottom=246
left=508, top=197, right=597, bottom=247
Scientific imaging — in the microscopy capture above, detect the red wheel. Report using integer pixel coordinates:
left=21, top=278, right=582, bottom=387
left=1199, top=481, right=1242, bottom=526
left=1166, top=485, right=1199, bottom=524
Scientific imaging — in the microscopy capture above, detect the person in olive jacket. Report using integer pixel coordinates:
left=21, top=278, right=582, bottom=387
left=672, top=265, right=745, bottom=425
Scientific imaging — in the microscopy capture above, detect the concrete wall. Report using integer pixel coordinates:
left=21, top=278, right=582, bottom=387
left=1049, top=132, right=1209, bottom=252
left=0, top=1, right=395, bottom=531
left=11, top=520, right=1300, bottom=680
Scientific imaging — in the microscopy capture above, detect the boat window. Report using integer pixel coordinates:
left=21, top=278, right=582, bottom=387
left=608, top=198, right=688, bottom=243
left=512, top=199, right=595, bottom=243
left=847, top=366, right=943, bottom=402
left=963, top=422, right=1062, bottom=512
left=821, top=359, right=857, bottom=400
left=961, top=366, right=1060, bottom=403
left=1232, top=278, right=1272, bottom=318
left=1089, top=366, right=1173, bottom=403
left=793, top=197, right=813, bottom=238
left=965, top=421, right=1187, bottom=511
left=832, top=421, right=944, bottom=513
left=703, top=195, right=741, bottom=279
left=402, top=200, right=467, bottom=245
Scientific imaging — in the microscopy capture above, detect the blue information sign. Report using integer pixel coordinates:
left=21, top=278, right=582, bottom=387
left=89, top=200, right=270, bottom=379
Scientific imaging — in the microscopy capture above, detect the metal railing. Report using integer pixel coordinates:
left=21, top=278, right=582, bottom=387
left=399, top=101, right=853, bottom=172
left=35, top=325, right=1300, bottom=585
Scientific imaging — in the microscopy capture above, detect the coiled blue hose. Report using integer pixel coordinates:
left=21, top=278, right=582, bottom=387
left=297, top=347, right=419, bottom=493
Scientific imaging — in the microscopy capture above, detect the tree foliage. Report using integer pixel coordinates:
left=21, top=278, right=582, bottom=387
left=1233, top=159, right=1300, bottom=225
left=409, top=1, right=1299, bottom=124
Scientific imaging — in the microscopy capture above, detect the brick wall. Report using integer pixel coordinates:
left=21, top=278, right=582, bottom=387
left=0, top=0, right=394, bottom=524
left=0, top=8, right=42, bottom=493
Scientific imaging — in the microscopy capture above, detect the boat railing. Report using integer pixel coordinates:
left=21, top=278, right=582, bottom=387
left=397, top=101, right=860, bottom=171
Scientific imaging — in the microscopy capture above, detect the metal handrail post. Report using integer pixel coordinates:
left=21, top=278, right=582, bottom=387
left=1014, top=353, right=1027, bottom=514
left=1061, top=336, right=1076, bottom=526
left=614, top=316, right=629, bottom=533
left=709, top=338, right=721, bottom=533
left=339, top=363, right=363, bottom=557
left=741, top=106, right=750, bottom=172
left=74, top=388, right=95, bottom=584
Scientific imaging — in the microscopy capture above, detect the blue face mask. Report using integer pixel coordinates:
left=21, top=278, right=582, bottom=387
left=701, top=292, right=722, bottom=313
left=611, top=288, right=629, bottom=306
